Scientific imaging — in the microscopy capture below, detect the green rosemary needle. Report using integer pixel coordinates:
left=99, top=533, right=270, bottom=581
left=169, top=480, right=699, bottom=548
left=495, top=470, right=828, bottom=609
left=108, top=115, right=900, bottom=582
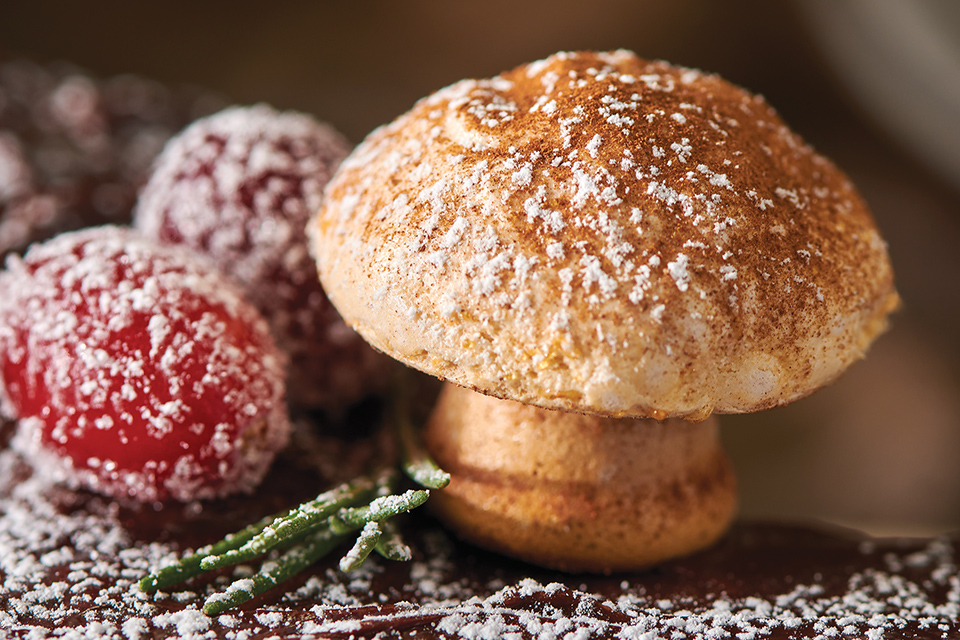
left=401, top=430, right=451, bottom=489
left=330, top=489, right=431, bottom=534
left=394, top=379, right=451, bottom=491
left=339, top=521, right=383, bottom=572
left=202, top=526, right=345, bottom=616
left=139, top=512, right=278, bottom=592
left=199, top=476, right=375, bottom=571
left=374, top=517, right=413, bottom=561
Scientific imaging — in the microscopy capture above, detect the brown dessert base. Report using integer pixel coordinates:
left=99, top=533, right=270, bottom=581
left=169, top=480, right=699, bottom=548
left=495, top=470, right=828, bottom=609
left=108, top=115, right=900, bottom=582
left=2, top=418, right=957, bottom=639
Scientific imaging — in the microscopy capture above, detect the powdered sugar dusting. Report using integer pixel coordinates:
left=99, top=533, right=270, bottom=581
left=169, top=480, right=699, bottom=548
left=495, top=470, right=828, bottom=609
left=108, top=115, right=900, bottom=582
left=3, top=444, right=955, bottom=639
left=134, top=105, right=387, bottom=411
left=314, top=50, right=897, bottom=419
left=0, top=226, right=289, bottom=502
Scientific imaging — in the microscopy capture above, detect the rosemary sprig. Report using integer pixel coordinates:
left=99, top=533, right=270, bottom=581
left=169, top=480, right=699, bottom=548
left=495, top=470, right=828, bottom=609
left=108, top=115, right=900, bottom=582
left=202, top=526, right=346, bottom=615
left=139, top=376, right=447, bottom=613
left=138, top=512, right=278, bottom=592
left=339, top=521, right=383, bottom=572
left=198, top=477, right=375, bottom=571
left=393, top=375, right=450, bottom=490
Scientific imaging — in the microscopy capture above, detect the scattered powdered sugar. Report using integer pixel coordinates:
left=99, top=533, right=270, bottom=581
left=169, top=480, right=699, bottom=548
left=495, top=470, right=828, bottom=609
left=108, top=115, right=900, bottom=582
left=301, top=559, right=960, bottom=639
left=315, top=49, right=896, bottom=419
left=667, top=252, right=691, bottom=291
left=1, top=438, right=957, bottom=638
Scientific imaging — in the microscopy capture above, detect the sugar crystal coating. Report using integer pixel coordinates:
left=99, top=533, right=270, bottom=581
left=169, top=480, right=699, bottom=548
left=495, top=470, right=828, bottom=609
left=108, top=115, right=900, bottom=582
left=134, top=105, right=388, bottom=410
left=0, top=60, right=224, bottom=260
left=312, top=50, right=899, bottom=420
left=0, top=226, right=290, bottom=502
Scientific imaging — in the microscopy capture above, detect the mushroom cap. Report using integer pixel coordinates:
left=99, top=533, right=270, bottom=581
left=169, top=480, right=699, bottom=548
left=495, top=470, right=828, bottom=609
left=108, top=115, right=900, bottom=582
left=311, top=50, right=898, bottom=421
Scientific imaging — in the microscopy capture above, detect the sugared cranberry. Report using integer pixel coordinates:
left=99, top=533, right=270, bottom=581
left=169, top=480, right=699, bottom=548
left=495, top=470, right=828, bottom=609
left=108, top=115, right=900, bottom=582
left=0, top=60, right=224, bottom=260
left=134, top=105, right=389, bottom=410
left=0, top=226, right=290, bottom=502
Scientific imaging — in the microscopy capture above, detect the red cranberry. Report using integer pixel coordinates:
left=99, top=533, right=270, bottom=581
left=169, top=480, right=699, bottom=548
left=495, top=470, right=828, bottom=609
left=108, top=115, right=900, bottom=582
left=134, top=105, right=389, bottom=411
left=0, top=226, right=290, bottom=502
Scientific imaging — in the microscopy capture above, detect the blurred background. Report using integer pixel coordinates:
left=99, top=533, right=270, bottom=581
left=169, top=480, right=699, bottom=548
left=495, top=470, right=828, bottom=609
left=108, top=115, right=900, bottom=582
left=2, top=0, right=958, bottom=536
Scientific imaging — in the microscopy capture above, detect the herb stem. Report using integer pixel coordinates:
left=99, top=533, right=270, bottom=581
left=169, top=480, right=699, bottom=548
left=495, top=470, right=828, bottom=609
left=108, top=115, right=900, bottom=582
left=339, top=521, right=383, bottom=571
left=393, top=373, right=450, bottom=490
left=200, top=476, right=375, bottom=571
left=139, top=512, right=277, bottom=592
left=202, top=526, right=346, bottom=615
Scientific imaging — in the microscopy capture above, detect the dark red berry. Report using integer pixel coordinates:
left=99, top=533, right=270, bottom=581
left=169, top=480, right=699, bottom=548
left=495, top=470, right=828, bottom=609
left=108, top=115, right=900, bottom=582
left=0, top=60, right=225, bottom=260
left=0, top=226, right=290, bottom=502
left=134, top=105, right=389, bottom=410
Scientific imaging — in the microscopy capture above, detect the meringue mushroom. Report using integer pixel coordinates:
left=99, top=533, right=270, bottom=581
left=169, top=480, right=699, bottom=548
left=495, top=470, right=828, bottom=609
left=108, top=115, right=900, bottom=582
left=311, top=50, right=898, bottom=570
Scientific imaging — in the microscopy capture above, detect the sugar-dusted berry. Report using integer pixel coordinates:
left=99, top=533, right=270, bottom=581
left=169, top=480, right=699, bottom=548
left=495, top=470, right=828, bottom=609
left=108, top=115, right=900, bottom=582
left=134, top=105, right=389, bottom=410
left=0, top=60, right=224, bottom=261
left=0, top=226, right=290, bottom=502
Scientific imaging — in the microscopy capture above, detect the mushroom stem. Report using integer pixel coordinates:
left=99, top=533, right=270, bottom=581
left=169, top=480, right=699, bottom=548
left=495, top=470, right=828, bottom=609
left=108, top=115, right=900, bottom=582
left=423, top=383, right=737, bottom=572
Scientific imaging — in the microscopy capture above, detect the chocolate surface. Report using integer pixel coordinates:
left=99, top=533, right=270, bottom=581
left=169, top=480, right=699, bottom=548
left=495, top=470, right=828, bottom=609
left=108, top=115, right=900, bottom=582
left=2, top=417, right=958, bottom=639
